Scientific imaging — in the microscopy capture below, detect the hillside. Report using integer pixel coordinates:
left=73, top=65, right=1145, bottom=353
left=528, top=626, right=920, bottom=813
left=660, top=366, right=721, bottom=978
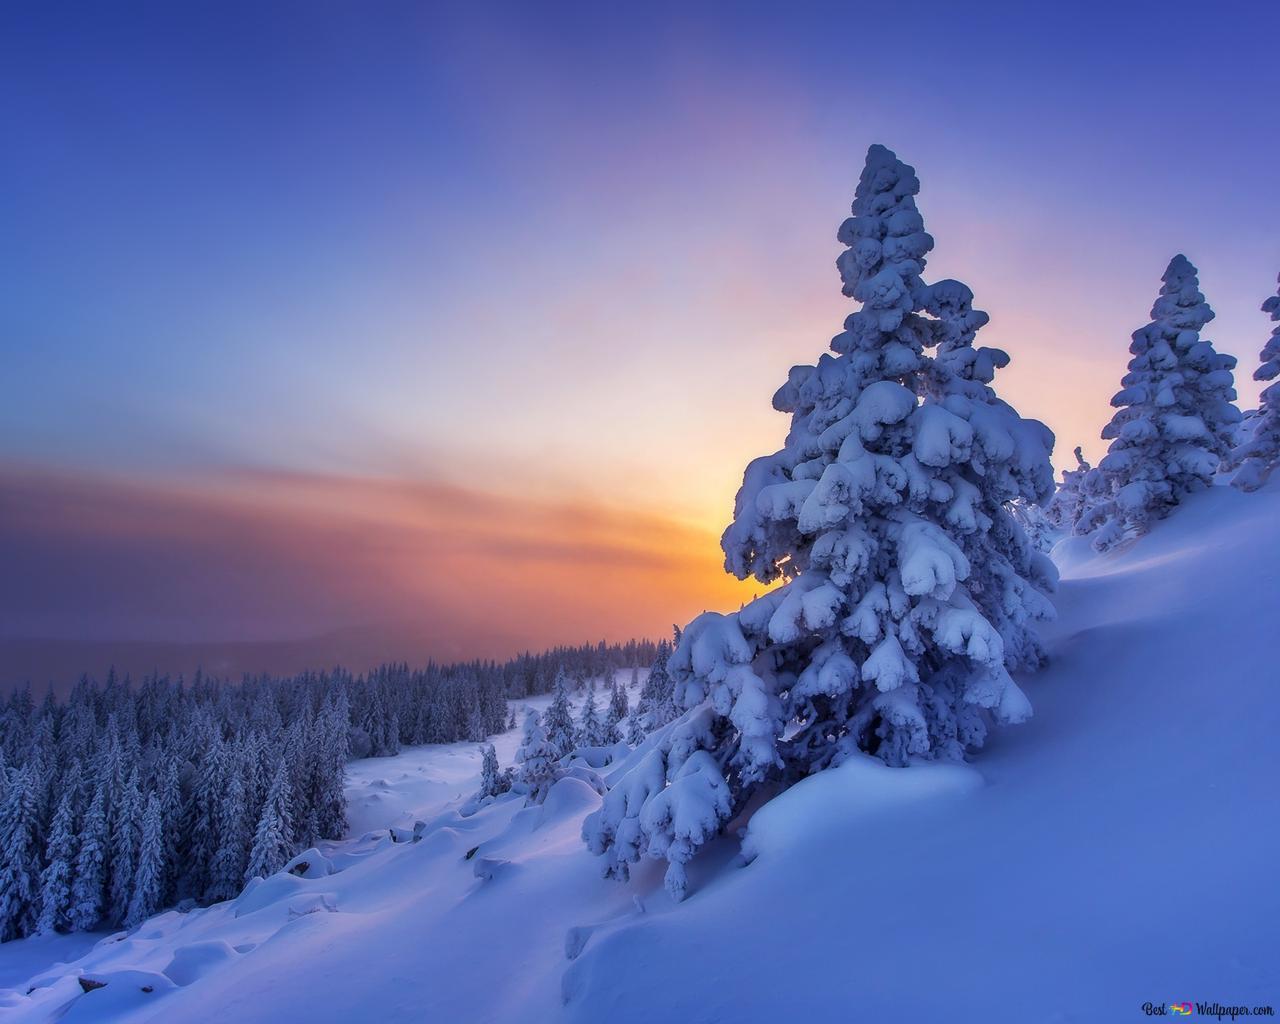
left=2, top=483, right=1276, bottom=1024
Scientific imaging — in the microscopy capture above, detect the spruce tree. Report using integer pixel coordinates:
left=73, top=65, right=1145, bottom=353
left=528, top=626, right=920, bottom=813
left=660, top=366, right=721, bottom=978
left=585, top=145, right=1056, bottom=900
left=245, top=762, right=294, bottom=883
left=604, top=681, right=628, bottom=745
left=207, top=756, right=249, bottom=901
left=107, top=764, right=143, bottom=926
left=1044, top=447, right=1092, bottom=532
left=638, top=639, right=677, bottom=731
left=576, top=688, right=604, bottom=748
left=514, top=711, right=560, bottom=804
left=624, top=705, right=645, bottom=747
left=1232, top=273, right=1280, bottom=491
left=69, top=780, right=109, bottom=931
left=125, top=792, right=165, bottom=928
left=476, top=744, right=509, bottom=800
left=542, top=670, right=576, bottom=758
left=1080, top=256, right=1241, bottom=548
left=36, top=766, right=80, bottom=935
left=0, top=765, right=41, bottom=940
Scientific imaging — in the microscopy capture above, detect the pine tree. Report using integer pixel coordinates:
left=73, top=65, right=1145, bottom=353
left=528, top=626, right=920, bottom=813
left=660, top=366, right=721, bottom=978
left=185, top=732, right=225, bottom=899
left=638, top=640, right=677, bottom=731
left=36, top=766, right=80, bottom=935
left=1232, top=274, right=1280, bottom=491
left=514, top=711, right=561, bottom=804
left=154, top=755, right=182, bottom=905
left=0, top=765, right=41, bottom=940
left=624, top=705, right=645, bottom=746
left=245, top=763, right=294, bottom=883
left=1080, top=256, right=1241, bottom=549
left=506, top=707, right=517, bottom=730
left=576, top=688, right=604, bottom=748
left=207, top=755, right=249, bottom=901
left=584, top=145, right=1056, bottom=900
left=69, top=780, right=109, bottom=931
left=107, top=764, right=143, bottom=927
left=604, top=681, right=628, bottom=745
left=476, top=744, right=510, bottom=800
left=1044, top=447, right=1092, bottom=532
left=125, top=792, right=165, bottom=928
left=542, top=669, right=576, bottom=758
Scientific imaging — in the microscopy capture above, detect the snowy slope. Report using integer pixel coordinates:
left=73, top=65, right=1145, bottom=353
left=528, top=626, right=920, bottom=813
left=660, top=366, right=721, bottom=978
left=2, top=485, right=1277, bottom=1024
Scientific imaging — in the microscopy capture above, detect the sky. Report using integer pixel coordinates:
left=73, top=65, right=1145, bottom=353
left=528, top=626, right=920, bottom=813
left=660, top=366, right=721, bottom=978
left=2, top=0, right=1277, bottom=681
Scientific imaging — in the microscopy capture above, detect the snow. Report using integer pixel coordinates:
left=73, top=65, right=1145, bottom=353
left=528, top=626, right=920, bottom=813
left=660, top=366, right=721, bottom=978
left=1, top=484, right=1278, bottom=1023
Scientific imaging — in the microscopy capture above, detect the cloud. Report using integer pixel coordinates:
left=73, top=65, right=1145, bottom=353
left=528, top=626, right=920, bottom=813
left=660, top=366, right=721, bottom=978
left=0, top=463, right=757, bottom=685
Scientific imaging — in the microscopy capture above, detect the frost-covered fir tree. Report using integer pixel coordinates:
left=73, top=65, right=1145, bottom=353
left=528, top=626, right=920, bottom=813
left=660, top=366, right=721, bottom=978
left=1044, top=447, right=1092, bottom=532
left=1079, top=256, right=1241, bottom=549
left=125, top=792, right=165, bottom=928
left=69, top=781, right=109, bottom=931
left=107, top=764, right=143, bottom=926
left=245, top=762, right=294, bottom=883
left=584, top=144, right=1057, bottom=900
left=476, top=743, right=510, bottom=800
left=207, top=758, right=249, bottom=901
left=1232, top=274, right=1280, bottom=491
left=638, top=639, right=678, bottom=731
left=604, top=680, right=628, bottom=745
left=542, top=670, right=576, bottom=759
left=36, top=769, right=80, bottom=935
left=513, top=711, right=561, bottom=804
left=577, top=688, right=606, bottom=748
left=624, top=705, right=645, bottom=746
left=0, top=765, right=41, bottom=940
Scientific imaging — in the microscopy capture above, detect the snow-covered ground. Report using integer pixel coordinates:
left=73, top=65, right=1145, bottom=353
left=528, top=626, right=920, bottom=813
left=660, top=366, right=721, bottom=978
left=2, top=484, right=1277, bottom=1023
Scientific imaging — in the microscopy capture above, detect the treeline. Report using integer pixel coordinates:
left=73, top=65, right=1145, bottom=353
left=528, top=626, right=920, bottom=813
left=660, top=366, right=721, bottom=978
left=0, top=638, right=657, bottom=942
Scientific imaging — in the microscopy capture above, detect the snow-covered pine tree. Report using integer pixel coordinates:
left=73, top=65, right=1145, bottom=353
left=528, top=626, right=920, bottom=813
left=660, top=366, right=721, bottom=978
left=576, top=688, right=604, bottom=748
left=506, top=707, right=517, bottom=731
left=107, top=764, right=143, bottom=926
left=125, top=792, right=165, bottom=928
left=513, top=711, right=561, bottom=804
left=68, top=779, right=109, bottom=931
left=638, top=639, right=677, bottom=731
left=542, top=670, right=576, bottom=759
left=207, top=753, right=249, bottom=901
left=1232, top=274, right=1280, bottom=491
left=624, top=705, right=645, bottom=747
left=1044, top=447, right=1092, bottom=531
left=36, top=765, right=80, bottom=935
left=604, top=681, right=628, bottom=745
left=477, top=744, right=502, bottom=800
left=0, top=765, right=41, bottom=940
left=245, top=762, right=294, bottom=883
left=155, top=755, right=183, bottom=905
left=1079, top=256, right=1241, bottom=549
left=584, top=144, right=1056, bottom=900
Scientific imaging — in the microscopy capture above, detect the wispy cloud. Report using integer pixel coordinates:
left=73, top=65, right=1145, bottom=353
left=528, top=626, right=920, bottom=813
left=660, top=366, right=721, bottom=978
left=0, top=463, right=757, bottom=683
